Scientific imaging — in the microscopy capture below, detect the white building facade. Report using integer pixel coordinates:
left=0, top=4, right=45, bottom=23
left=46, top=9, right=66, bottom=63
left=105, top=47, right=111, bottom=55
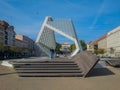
left=107, top=26, right=120, bottom=57
left=98, top=34, right=107, bottom=52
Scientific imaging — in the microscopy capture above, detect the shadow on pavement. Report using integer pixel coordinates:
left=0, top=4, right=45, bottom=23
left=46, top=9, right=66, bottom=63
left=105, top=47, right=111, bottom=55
left=0, top=72, right=16, bottom=76
left=88, top=68, right=115, bottom=77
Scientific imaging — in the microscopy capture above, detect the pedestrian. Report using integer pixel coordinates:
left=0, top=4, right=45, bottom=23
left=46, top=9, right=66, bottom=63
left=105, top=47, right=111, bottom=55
left=50, top=48, right=54, bottom=59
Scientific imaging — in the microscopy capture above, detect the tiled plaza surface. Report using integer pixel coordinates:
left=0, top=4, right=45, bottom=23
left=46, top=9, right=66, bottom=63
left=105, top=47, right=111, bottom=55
left=0, top=61, right=120, bottom=90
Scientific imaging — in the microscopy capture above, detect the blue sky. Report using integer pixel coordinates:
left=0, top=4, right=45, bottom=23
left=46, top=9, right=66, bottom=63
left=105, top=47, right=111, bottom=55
left=0, top=0, right=120, bottom=44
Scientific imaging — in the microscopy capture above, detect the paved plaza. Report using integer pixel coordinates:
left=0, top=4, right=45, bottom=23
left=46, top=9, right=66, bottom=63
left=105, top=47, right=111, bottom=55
left=0, top=60, right=120, bottom=90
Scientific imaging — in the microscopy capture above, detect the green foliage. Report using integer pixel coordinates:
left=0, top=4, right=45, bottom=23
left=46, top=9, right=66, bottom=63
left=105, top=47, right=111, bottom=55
left=80, top=40, right=87, bottom=50
left=70, top=40, right=87, bottom=52
left=0, top=45, right=34, bottom=59
left=70, top=44, right=76, bottom=52
left=97, top=48, right=106, bottom=54
left=94, top=48, right=106, bottom=54
left=0, top=45, right=4, bottom=52
left=55, top=42, right=61, bottom=53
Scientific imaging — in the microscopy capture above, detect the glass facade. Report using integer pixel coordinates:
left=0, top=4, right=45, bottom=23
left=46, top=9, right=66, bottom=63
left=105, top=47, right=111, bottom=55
left=36, top=16, right=81, bottom=57
left=47, top=19, right=76, bottom=38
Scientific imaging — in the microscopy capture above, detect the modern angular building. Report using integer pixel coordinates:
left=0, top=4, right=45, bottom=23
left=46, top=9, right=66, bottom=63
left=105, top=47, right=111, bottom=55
left=36, top=16, right=82, bottom=57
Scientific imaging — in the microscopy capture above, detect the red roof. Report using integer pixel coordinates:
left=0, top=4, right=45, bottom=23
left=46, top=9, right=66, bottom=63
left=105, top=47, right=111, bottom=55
left=88, top=34, right=107, bottom=46
left=98, top=34, right=107, bottom=41
left=92, top=40, right=99, bottom=45
left=0, top=20, right=9, bottom=27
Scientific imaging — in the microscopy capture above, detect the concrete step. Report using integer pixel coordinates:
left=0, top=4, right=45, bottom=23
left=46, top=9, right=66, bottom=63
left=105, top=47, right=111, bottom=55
left=14, top=65, right=79, bottom=68
left=16, top=70, right=82, bottom=73
left=13, top=63, right=77, bottom=65
left=18, top=73, right=83, bottom=77
left=15, top=67, right=80, bottom=70
left=12, top=60, right=74, bottom=63
left=12, top=59, right=83, bottom=77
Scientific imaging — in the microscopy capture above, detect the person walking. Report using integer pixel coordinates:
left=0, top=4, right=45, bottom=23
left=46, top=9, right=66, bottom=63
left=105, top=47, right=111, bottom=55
left=50, top=48, right=54, bottom=59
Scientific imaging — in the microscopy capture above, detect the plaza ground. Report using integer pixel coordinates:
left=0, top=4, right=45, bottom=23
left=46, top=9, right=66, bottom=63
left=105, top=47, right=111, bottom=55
left=0, top=60, right=120, bottom=90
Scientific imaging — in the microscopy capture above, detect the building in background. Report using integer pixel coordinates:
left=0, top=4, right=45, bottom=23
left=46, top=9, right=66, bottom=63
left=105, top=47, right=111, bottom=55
left=88, top=26, right=120, bottom=57
left=60, top=42, right=71, bottom=54
left=98, top=34, right=107, bottom=51
left=0, top=20, right=15, bottom=46
left=0, top=25, right=5, bottom=46
left=0, top=20, right=9, bottom=46
left=15, top=34, right=34, bottom=49
left=107, top=26, right=120, bottom=57
left=0, top=20, right=36, bottom=58
left=87, top=40, right=98, bottom=53
left=15, top=34, right=34, bottom=56
left=87, top=41, right=93, bottom=52
left=0, top=20, right=9, bottom=29
left=5, top=26, right=15, bottom=46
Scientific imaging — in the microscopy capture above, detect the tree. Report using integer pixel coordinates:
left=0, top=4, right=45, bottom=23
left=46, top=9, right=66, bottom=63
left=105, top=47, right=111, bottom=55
left=80, top=40, right=87, bottom=50
left=70, top=44, right=76, bottom=52
left=94, top=45, right=98, bottom=54
left=0, top=45, right=4, bottom=59
left=70, top=40, right=87, bottom=52
left=55, top=43, right=61, bottom=54
left=0, top=45, right=4, bottom=52
left=10, top=46, right=17, bottom=52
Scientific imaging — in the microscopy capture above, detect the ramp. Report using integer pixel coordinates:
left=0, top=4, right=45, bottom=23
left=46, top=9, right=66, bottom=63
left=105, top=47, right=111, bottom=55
left=73, top=51, right=99, bottom=77
left=106, top=60, right=120, bottom=67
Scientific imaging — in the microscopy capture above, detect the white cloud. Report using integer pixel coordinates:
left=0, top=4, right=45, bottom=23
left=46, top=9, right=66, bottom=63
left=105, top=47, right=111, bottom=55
left=89, top=0, right=106, bottom=29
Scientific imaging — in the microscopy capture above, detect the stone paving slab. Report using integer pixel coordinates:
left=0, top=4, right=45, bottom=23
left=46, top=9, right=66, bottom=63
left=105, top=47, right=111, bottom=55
left=0, top=64, right=120, bottom=90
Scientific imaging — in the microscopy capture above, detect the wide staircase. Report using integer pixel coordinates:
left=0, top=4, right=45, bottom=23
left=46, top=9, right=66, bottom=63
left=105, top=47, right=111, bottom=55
left=12, top=51, right=99, bottom=77
left=12, top=60, right=83, bottom=77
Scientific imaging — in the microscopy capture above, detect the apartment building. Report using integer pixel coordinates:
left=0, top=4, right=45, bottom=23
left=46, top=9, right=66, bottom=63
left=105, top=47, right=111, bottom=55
left=0, top=25, right=5, bottom=46
left=15, top=34, right=34, bottom=49
left=15, top=34, right=35, bottom=56
left=5, top=26, right=15, bottom=46
left=0, top=20, right=15, bottom=46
